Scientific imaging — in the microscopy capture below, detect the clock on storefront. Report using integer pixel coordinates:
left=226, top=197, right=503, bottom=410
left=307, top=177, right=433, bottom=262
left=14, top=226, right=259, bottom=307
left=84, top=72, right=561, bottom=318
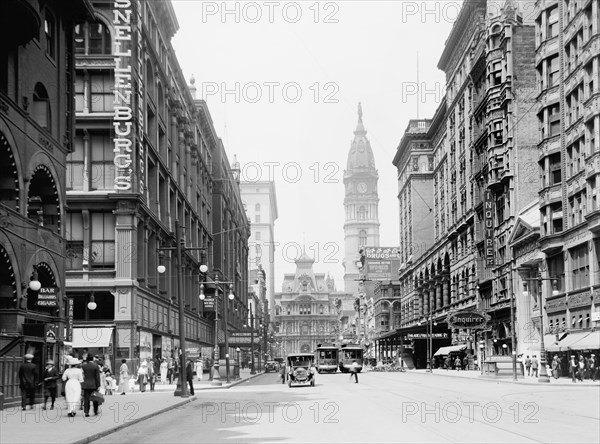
left=357, top=182, right=367, bottom=193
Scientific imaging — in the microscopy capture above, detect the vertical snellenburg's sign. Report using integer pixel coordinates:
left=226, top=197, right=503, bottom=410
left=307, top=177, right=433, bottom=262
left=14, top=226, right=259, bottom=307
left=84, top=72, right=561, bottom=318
left=113, top=0, right=134, bottom=191
left=484, top=189, right=494, bottom=267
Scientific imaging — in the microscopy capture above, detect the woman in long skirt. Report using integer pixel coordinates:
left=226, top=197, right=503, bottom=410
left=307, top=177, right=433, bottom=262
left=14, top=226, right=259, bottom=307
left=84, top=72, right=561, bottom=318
left=62, top=357, right=83, bottom=417
left=160, top=359, right=168, bottom=384
left=118, top=359, right=129, bottom=395
left=137, top=361, right=149, bottom=392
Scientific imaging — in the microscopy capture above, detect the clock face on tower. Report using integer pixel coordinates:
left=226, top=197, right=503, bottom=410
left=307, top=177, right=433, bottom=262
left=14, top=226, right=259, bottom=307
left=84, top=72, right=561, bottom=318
left=357, top=182, right=367, bottom=193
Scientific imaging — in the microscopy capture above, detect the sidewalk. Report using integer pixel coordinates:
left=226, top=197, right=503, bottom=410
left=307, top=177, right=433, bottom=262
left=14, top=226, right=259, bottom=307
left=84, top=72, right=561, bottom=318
left=0, top=369, right=264, bottom=444
left=405, top=368, right=600, bottom=387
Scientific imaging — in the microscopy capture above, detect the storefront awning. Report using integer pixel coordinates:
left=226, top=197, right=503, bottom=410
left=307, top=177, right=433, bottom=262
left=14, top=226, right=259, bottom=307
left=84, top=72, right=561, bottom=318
left=71, top=327, right=113, bottom=348
left=434, top=344, right=466, bottom=356
left=545, top=331, right=591, bottom=352
left=567, top=331, right=600, bottom=351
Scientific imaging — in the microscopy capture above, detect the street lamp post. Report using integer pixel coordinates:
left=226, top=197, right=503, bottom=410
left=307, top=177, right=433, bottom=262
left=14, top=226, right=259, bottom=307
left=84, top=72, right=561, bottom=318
left=157, top=220, right=206, bottom=398
left=199, top=271, right=235, bottom=384
left=522, top=276, right=559, bottom=383
left=248, top=301, right=256, bottom=375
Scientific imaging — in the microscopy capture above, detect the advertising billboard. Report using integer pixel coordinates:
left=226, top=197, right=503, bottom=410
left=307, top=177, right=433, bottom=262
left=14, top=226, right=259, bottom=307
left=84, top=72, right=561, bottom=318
left=363, top=247, right=401, bottom=281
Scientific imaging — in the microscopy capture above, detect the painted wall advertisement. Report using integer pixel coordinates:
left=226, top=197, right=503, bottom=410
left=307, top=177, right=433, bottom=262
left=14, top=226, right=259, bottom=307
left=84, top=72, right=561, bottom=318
left=484, top=190, right=495, bottom=267
left=364, top=247, right=401, bottom=281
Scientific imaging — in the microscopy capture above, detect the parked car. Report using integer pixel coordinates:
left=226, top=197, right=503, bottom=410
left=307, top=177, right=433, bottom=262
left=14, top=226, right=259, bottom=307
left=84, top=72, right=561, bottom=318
left=265, top=361, right=278, bottom=372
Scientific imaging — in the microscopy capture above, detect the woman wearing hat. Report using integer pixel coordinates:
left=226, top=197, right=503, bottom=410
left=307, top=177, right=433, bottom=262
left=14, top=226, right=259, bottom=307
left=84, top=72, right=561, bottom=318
left=62, top=356, right=83, bottom=417
left=42, top=360, right=60, bottom=410
left=137, top=360, right=149, bottom=393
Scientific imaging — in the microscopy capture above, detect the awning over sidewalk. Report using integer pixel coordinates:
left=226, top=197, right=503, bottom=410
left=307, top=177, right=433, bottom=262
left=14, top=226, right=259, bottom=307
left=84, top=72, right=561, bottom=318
left=545, top=331, right=591, bottom=352
left=568, top=331, right=600, bottom=351
left=71, top=327, right=113, bottom=348
left=434, top=344, right=466, bottom=356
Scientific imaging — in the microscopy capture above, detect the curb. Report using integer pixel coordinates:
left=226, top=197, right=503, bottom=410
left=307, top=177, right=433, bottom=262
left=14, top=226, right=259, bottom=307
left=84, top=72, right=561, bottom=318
left=71, top=396, right=196, bottom=444
left=70, top=373, right=265, bottom=444
left=410, top=370, right=600, bottom=387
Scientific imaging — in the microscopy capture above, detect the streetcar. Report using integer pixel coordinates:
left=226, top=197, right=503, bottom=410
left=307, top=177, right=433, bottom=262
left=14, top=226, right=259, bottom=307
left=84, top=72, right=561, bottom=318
left=338, top=343, right=364, bottom=373
left=315, top=344, right=339, bottom=373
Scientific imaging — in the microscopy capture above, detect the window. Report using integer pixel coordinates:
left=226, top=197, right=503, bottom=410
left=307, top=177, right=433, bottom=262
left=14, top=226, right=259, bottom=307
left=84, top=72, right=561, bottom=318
left=359, top=230, right=367, bottom=246
left=44, top=11, right=55, bottom=59
left=547, top=252, right=565, bottom=292
left=90, top=133, right=115, bottom=190
left=67, top=134, right=85, bottom=190
left=548, top=55, right=560, bottom=87
left=547, top=6, right=559, bottom=38
left=358, top=206, right=367, bottom=220
left=74, top=21, right=112, bottom=55
left=255, top=203, right=260, bottom=212
left=549, top=104, right=561, bottom=136
left=255, top=231, right=261, bottom=241
left=65, top=213, right=84, bottom=270
left=90, top=72, right=114, bottom=112
left=91, top=213, right=115, bottom=267
left=32, top=83, right=50, bottom=131
left=571, top=244, right=589, bottom=290
left=551, top=202, right=563, bottom=233
left=255, top=215, right=260, bottom=224
left=549, top=153, right=562, bottom=185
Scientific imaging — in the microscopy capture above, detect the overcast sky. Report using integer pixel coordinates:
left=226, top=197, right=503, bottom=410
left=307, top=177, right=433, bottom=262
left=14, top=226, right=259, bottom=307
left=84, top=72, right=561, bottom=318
left=171, top=0, right=459, bottom=292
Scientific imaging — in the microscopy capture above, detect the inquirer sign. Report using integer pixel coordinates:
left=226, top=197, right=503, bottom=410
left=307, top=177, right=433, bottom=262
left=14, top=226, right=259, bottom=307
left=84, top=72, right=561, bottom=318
left=446, top=310, right=490, bottom=329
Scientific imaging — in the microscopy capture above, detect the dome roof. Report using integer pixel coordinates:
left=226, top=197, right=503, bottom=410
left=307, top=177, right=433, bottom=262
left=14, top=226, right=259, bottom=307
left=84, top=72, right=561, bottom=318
left=346, top=102, right=376, bottom=171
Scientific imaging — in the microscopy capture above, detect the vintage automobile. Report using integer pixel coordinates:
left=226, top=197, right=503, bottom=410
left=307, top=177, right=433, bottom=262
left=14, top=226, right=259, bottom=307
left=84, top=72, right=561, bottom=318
left=287, top=353, right=315, bottom=388
left=265, top=360, right=278, bottom=372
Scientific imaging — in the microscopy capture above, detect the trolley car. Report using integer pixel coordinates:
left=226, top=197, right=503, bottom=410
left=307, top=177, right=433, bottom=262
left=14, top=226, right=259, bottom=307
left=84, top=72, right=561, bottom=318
left=315, top=345, right=339, bottom=373
left=338, top=343, right=364, bottom=373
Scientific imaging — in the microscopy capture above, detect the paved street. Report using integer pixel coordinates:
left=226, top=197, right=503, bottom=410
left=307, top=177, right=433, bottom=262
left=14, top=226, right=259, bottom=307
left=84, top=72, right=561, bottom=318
left=92, top=371, right=600, bottom=444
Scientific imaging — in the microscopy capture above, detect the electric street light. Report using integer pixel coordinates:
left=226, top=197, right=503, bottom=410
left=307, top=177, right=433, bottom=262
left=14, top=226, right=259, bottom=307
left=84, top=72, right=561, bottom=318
left=157, top=220, right=207, bottom=397
left=522, top=276, right=559, bottom=383
left=199, top=272, right=235, bottom=384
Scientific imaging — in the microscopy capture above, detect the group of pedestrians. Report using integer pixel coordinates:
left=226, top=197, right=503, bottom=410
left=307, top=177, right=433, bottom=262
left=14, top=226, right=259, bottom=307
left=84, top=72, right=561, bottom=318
left=524, top=355, right=540, bottom=377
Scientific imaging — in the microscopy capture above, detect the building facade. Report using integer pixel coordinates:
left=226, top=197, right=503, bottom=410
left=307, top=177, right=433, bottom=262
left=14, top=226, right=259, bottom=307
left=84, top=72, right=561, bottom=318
left=379, top=0, right=542, bottom=368
left=0, top=0, right=94, bottom=406
left=273, top=254, right=345, bottom=354
left=240, top=179, right=278, bottom=313
left=525, top=0, right=600, bottom=362
left=64, top=0, right=248, bottom=376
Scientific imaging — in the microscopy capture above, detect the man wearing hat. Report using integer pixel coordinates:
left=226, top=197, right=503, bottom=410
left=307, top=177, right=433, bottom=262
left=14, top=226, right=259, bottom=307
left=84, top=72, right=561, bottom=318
left=18, top=353, right=39, bottom=410
left=42, top=359, right=60, bottom=410
left=81, top=355, right=101, bottom=416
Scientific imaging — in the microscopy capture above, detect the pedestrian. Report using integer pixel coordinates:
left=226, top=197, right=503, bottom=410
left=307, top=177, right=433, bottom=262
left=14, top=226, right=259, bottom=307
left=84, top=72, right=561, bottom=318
left=160, top=359, right=168, bottom=384
left=524, top=355, right=531, bottom=376
left=577, top=355, right=585, bottom=382
left=551, top=355, right=561, bottom=379
left=137, top=360, right=149, bottom=392
left=349, top=360, right=359, bottom=383
left=186, top=359, right=195, bottom=395
left=589, top=354, right=597, bottom=382
left=62, top=356, right=83, bottom=417
left=81, top=355, right=101, bottom=417
left=196, top=358, right=203, bottom=381
left=18, top=353, right=39, bottom=411
left=444, top=356, right=450, bottom=370
left=531, top=355, right=539, bottom=377
left=148, top=360, right=156, bottom=392
left=118, top=358, right=129, bottom=395
left=454, top=356, right=461, bottom=371
left=462, top=355, right=469, bottom=371
left=569, top=355, right=578, bottom=382
left=41, top=359, right=59, bottom=410
left=167, top=358, right=174, bottom=384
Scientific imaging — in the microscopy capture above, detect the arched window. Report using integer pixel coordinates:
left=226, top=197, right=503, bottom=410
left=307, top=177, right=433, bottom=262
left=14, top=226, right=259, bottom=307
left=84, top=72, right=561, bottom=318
left=33, top=83, right=50, bottom=130
left=359, top=230, right=367, bottom=246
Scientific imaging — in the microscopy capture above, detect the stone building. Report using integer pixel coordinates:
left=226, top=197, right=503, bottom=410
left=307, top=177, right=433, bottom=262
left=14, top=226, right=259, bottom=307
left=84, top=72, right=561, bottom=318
left=0, top=0, right=94, bottom=407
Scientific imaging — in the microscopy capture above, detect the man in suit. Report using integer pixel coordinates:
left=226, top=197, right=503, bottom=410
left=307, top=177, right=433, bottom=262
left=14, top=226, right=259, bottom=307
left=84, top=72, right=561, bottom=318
left=81, top=355, right=101, bottom=416
left=18, top=353, right=39, bottom=410
left=186, top=359, right=195, bottom=395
